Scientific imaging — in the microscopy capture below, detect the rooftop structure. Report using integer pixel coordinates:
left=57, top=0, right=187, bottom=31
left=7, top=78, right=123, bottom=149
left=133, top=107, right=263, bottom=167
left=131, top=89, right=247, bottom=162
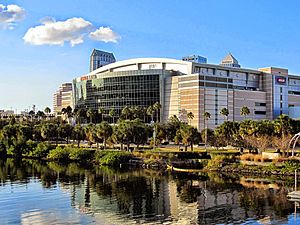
left=220, top=53, right=241, bottom=68
left=182, top=55, right=207, bottom=64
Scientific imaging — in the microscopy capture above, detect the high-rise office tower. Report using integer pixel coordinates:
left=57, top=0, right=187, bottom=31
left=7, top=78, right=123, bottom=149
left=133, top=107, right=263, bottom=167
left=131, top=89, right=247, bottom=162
left=89, top=49, right=116, bottom=72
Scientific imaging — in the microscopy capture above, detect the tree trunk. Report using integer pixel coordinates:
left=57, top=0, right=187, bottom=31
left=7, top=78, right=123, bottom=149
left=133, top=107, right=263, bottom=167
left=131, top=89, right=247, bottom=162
left=127, top=142, right=130, bottom=152
left=77, top=140, right=80, bottom=147
left=191, top=142, right=193, bottom=151
left=104, top=137, right=107, bottom=150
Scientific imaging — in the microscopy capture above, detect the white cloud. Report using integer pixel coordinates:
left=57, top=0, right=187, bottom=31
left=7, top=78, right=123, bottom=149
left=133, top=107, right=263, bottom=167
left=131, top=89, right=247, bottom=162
left=0, top=4, right=25, bottom=29
left=23, top=17, right=93, bottom=46
left=89, top=26, right=120, bottom=43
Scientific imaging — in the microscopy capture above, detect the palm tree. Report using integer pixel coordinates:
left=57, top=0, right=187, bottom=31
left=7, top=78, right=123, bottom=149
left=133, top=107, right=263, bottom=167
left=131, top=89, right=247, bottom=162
left=121, top=106, right=131, bottom=120
left=86, top=109, right=95, bottom=123
left=98, top=107, right=105, bottom=122
left=36, top=111, right=45, bottom=121
left=147, top=105, right=155, bottom=123
left=74, top=108, right=86, bottom=124
left=28, top=110, right=35, bottom=121
left=153, top=102, right=162, bottom=122
left=44, top=107, right=51, bottom=120
left=109, top=108, right=116, bottom=124
left=187, top=112, right=194, bottom=125
left=220, top=107, right=229, bottom=121
left=203, top=112, right=211, bottom=151
left=240, top=106, right=250, bottom=120
left=97, top=121, right=113, bottom=150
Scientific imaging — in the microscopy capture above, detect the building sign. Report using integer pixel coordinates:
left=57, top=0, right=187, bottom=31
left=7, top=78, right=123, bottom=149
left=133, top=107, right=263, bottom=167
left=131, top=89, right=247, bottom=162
left=80, top=76, right=88, bottom=81
left=276, top=76, right=286, bottom=85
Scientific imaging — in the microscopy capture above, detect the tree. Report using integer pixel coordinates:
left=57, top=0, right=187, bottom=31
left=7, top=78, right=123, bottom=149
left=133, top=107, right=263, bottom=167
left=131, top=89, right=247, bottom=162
left=121, top=106, right=131, bottom=120
left=84, top=124, right=97, bottom=147
left=75, top=108, right=86, bottom=124
left=131, top=119, right=148, bottom=149
left=220, top=108, right=229, bottom=121
left=41, top=123, right=58, bottom=144
left=58, top=123, right=73, bottom=144
left=273, top=114, right=293, bottom=138
left=72, top=124, right=85, bottom=147
left=97, top=121, right=113, bottom=150
left=165, top=115, right=182, bottom=142
left=187, top=112, right=194, bottom=125
left=147, top=105, right=155, bottom=123
left=62, top=106, right=73, bottom=123
left=36, top=111, right=45, bottom=121
left=240, top=106, right=250, bottom=120
left=201, top=128, right=215, bottom=147
left=214, top=121, right=240, bottom=147
left=203, top=112, right=211, bottom=150
left=153, top=102, right=162, bottom=122
left=180, top=124, right=200, bottom=151
left=109, top=109, right=116, bottom=124
left=28, top=110, right=35, bottom=121
left=244, top=134, right=271, bottom=154
left=44, top=107, right=51, bottom=120
left=86, top=109, right=95, bottom=123
left=98, top=107, right=105, bottom=122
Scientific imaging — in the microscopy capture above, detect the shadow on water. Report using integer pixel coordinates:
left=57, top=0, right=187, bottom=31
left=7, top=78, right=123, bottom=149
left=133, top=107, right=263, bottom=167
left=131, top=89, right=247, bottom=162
left=0, top=158, right=299, bottom=224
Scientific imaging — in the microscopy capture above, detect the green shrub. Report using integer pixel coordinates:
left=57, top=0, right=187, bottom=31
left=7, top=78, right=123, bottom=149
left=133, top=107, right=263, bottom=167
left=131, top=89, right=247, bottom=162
left=29, top=142, right=54, bottom=158
left=47, top=146, right=70, bottom=161
left=206, top=155, right=236, bottom=168
left=95, top=151, right=133, bottom=166
left=282, top=158, right=300, bottom=172
left=68, top=148, right=95, bottom=163
left=0, top=141, right=6, bottom=156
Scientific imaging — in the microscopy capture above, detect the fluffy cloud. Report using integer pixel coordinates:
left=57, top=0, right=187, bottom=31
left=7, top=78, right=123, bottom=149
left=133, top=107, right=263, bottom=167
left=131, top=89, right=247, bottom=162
left=23, top=17, right=93, bottom=46
left=0, top=4, right=25, bottom=29
left=89, top=26, right=120, bottom=43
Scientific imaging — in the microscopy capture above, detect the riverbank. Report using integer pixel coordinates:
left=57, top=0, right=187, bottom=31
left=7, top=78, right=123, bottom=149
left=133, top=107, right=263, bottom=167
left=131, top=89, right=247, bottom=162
left=3, top=142, right=300, bottom=176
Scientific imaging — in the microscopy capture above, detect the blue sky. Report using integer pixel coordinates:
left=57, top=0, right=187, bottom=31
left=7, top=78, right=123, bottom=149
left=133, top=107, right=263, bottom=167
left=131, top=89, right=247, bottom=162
left=1, top=0, right=300, bottom=112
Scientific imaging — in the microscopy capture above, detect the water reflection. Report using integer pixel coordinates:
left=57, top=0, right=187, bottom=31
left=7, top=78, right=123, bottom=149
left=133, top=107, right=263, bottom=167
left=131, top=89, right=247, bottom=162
left=0, top=158, right=299, bottom=224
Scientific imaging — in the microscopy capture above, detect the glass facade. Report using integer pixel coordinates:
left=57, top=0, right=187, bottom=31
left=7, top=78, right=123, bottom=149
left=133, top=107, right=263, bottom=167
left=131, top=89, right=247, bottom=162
left=73, top=69, right=168, bottom=118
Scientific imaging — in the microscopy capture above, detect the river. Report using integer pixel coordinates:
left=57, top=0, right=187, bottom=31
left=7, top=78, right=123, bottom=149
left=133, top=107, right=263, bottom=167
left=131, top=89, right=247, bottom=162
left=0, top=158, right=299, bottom=225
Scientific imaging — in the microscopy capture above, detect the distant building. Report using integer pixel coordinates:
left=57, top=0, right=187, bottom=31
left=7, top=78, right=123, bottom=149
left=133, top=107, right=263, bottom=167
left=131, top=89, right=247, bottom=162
left=0, top=110, right=14, bottom=118
left=220, top=53, right=241, bottom=68
left=90, top=49, right=116, bottom=72
left=53, top=83, right=73, bottom=115
left=182, top=55, right=207, bottom=64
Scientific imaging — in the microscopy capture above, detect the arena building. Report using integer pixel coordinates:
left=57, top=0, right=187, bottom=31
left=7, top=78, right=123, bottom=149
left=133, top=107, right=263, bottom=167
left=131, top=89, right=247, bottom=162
left=73, top=53, right=300, bottom=130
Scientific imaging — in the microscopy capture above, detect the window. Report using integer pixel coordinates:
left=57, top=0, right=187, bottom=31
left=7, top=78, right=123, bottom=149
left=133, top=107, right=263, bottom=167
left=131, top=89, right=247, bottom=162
left=255, top=102, right=266, bottom=107
left=255, top=111, right=266, bottom=115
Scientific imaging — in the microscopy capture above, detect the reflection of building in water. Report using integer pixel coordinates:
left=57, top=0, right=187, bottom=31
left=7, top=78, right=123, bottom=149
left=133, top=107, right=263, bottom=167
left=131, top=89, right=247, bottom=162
left=196, top=179, right=291, bottom=224
left=168, top=180, right=198, bottom=224
left=68, top=171, right=293, bottom=225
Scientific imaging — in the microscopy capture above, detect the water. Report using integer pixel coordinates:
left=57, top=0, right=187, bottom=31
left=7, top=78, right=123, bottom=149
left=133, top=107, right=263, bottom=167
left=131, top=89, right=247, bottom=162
left=0, top=159, right=299, bottom=225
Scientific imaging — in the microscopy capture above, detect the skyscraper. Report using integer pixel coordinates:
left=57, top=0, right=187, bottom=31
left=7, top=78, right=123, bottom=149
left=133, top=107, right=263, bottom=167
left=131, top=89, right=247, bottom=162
left=89, top=49, right=116, bottom=72
left=53, top=83, right=73, bottom=115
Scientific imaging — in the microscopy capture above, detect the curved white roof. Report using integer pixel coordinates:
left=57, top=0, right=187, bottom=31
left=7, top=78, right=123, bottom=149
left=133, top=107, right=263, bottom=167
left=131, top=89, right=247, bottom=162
left=76, top=58, right=193, bottom=81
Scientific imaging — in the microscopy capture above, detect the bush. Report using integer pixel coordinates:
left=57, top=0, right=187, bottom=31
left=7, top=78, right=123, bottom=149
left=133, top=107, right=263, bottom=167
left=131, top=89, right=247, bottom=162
left=68, top=148, right=95, bottom=163
left=206, top=155, right=236, bottom=168
left=95, top=151, right=133, bottom=166
left=0, top=141, right=7, bottom=156
left=47, top=146, right=70, bottom=162
left=282, top=158, right=300, bottom=172
left=240, top=154, right=254, bottom=161
left=29, top=142, right=54, bottom=158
